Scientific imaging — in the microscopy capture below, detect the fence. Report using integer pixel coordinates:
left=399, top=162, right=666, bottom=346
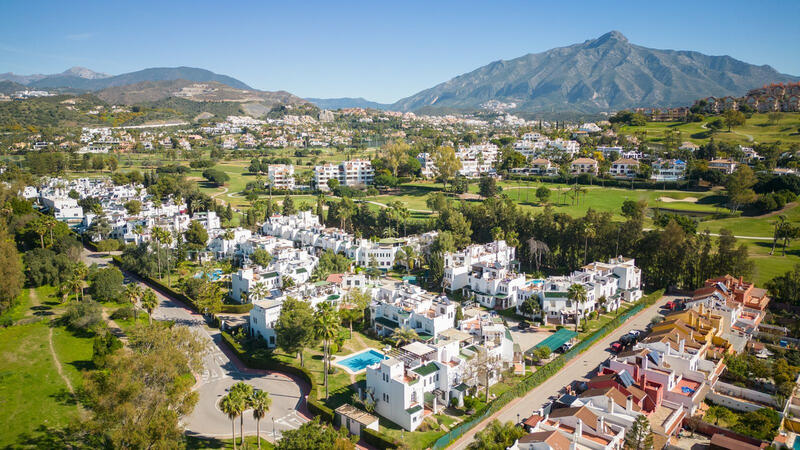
left=432, top=289, right=664, bottom=449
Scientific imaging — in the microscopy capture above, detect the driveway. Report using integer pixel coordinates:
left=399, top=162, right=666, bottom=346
left=81, top=248, right=310, bottom=442
left=503, top=315, right=552, bottom=353
left=449, top=294, right=675, bottom=449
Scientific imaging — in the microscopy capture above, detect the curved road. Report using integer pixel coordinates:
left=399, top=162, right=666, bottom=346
left=80, top=248, right=310, bottom=442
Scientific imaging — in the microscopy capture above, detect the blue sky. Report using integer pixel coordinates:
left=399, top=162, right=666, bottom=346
left=1, top=0, right=799, bottom=103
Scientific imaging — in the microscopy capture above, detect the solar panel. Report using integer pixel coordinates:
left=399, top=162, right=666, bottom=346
left=618, top=370, right=635, bottom=388
left=715, top=282, right=728, bottom=294
left=647, top=350, right=662, bottom=366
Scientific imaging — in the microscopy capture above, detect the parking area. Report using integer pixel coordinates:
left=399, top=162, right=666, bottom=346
left=503, top=315, right=553, bottom=353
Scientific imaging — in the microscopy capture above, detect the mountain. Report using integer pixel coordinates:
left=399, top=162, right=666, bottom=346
left=96, top=79, right=305, bottom=107
left=391, top=31, right=800, bottom=113
left=0, top=66, right=252, bottom=91
left=0, top=80, right=27, bottom=95
left=306, top=97, right=391, bottom=110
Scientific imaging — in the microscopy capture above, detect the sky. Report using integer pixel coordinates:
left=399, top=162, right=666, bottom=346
left=1, top=0, right=799, bottom=103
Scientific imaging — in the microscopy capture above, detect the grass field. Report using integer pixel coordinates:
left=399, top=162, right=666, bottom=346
left=620, top=112, right=800, bottom=147
left=0, top=286, right=95, bottom=447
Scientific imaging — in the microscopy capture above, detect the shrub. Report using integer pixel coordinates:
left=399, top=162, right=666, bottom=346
left=63, top=300, right=103, bottom=332
left=110, top=305, right=135, bottom=320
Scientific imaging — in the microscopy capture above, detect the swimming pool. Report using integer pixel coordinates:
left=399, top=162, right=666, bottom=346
left=336, top=349, right=387, bottom=373
left=194, top=269, right=223, bottom=281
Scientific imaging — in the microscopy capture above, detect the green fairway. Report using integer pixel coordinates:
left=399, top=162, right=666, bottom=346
left=698, top=203, right=800, bottom=237
left=620, top=112, right=800, bottom=147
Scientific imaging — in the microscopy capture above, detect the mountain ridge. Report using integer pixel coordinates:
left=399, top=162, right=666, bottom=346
left=305, top=97, right=392, bottom=110
left=0, top=66, right=253, bottom=91
left=390, top=31, right=800, bottom=113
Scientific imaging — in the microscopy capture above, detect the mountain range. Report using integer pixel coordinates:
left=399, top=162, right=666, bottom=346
left=313, top=31, right=799, bottom=114
left=0, top=66, right=252, bottom=91
left=305, top=97, right=391, bottom=110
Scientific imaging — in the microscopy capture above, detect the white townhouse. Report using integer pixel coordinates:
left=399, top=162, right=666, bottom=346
left=230, top=248, right=318, bottom=302
left=192, top=211, right=222, bottom=232
left=40, top=196, right=84, bottom=224
left=207, top=227, right=253, bottom=260
left=231, top=267, right=281, bottom=303
left=609, top=158, right=640, bottom=179
left=346, top=238, right=403, bottom=269
left=267, top=164, right=296, bottom=190
left=549, top=138, right=580, bottom=157
left=534, top=257, right=642, bottom=324
left=579, top=122, right=602, bottom=134
left=443, top=240, right=516, bottom=291
left=416, top=152, right=437, bottom=178
left=371, top=281, right=456, bottom=340
left=456, top=143, right=499, bottom=178
left=366, top=331, right=482, bottom=431
left=249, top=282, right=342, bottom=347
left=462, top=262, right=527, bottom=310
left=570, top=158, right=599, bottom=175
left=314, top=159, right=374, bottom=190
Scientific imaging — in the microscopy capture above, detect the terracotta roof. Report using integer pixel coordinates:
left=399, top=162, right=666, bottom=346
left=580, top=386, right=642, bottom=412
left=613, top=158, right=640, bottom=165
left=572, top=158, right=597, bottom=165
left=518, top=430, right=571, bottom=450
left=710, top=433, right=762, bottom=450
left=548, top=406, right=598, bottom=431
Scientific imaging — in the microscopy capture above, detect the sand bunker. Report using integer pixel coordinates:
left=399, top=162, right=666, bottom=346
left=658, top=196, right=698, bottom=203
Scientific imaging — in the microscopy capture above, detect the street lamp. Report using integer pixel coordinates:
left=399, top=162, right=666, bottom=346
left=517, top=413, right=520, bottom=425
left=272, top=417, right=275, bottom=439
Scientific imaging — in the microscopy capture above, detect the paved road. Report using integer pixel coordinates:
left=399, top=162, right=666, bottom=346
left=449, top=295, right=674, bottom=449
left=80, top=249, right=310, bottom=442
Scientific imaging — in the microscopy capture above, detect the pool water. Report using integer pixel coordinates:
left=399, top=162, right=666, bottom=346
left=338, top=349, right=387, bottom=372
left=194, top=269, right=223, bottom=281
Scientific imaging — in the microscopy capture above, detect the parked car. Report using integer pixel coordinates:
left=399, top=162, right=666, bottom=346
left=518, top=321, right=530, bottom=330
left=611, top=342, right=623, bottom=353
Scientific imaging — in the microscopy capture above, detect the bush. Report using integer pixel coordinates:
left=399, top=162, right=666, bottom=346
left=63, top=300, right=103, bottom=332
left=110, top=305, right=135, bottom=320
left=189, top=159, right=216, bottom=169
left=96, top=239, right=121, bottom=253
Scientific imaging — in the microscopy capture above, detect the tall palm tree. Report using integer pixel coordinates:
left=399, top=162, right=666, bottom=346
left=250, top=390, right=272, bottom=449
left=151, top=226, right=166, bottom=279
left=72, top=264, right=88, bottom=301
left=141, top=289, right=158, bottom=325
left=230, top=382, right=254, bottom=446
left=567, top=284, right=588, bottom=333
left=123, top=283, right=143, bottom=320
left=393, top=326, right=420, bottom=347
left=220, top=393, right=243, bottom=450
left=771, top=215, right=786, bottom=255
left=315, top=303, right=340, bottom=399
left=583, top=222, right=596, bottom=264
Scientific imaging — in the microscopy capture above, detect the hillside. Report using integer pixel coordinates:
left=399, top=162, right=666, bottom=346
left=306, top=97, right=392, bottom=110
left=95, top=79, right=305, bottom=108
left=2, top=66, right=253, bottom=91
left=391, top=31, right=800, bottom=113
left=0, top=81, right=27, bottom=95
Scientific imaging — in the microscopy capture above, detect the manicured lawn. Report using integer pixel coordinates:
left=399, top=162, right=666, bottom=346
left=698, top=203, right=800, bottom=237
left=186, top=435, right=275, bottom=449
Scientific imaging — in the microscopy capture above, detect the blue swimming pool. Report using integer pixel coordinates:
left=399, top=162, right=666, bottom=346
left=194, top=269, right=223, bottom=281
left=337, top=349, right=387, bottom=372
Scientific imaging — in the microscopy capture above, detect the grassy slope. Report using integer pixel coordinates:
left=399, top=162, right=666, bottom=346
left=620, top=112, right=800, bottom=147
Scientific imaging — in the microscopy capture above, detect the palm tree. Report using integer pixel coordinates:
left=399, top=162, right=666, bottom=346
left=382, top=227, right=398, bottom=238
left=141, top=289, right=158, bottom=324
left=220, top=393, right=244, bottom=450
left=249, top=283, right=269, bottom=302
left=32, top=217, right=47, bottom=248
left=393, top=326, right=419, bottom=347
left=123, top=283, right=143, bottom=320
left=281, top=276, right=296, bottom=290
left=315, top=303, right=340, bottom=399
left=568, top=284, right=588, bottom=333
left=71, top=264, right=88, bottom=301
left=250, top=390, right=272, bottom=449
left=772, top=215, right=786, bottom=255
left=230, top=382, right=254, bottom=446
left=583, top=222, right=596, bottom=264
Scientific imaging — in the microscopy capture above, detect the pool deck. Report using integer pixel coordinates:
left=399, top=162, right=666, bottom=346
left=332, top=349, right=387, bottom=375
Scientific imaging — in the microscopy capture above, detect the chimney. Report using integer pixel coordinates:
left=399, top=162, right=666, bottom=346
left=598, top=415, right=605, bottom=432
left=575, top=418, right=583, bottom=441
left=626, top=395, right=633, bottom=412
left=641, top=356, right=648, bottom=371
left=607, top=395, right=614, bottom=413
left=641, top=373, right=648, bottom=390
left=679, top=339, right=685, bottom=353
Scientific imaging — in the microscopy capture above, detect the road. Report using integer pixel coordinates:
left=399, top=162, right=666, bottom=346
left=449, top=294, right=674, bottom=449
left=80, top=248, right=310, bottom=442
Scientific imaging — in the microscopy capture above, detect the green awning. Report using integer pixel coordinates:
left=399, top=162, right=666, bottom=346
left=412, top=362, right=438, bottom=377
left=406, top=404, right=423, bottom=414
left=527, top=328, right=577, bottom=355
left=375, top=316, right=399, bottom=329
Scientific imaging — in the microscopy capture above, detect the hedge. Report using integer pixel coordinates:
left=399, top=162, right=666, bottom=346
left=432, top=289, right=665, bottom=449
left=362, top=427, right=401, bottom=449
left=221, top=303, right=254, bottom=314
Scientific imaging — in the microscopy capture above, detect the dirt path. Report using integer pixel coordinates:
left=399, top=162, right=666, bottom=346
left=101, top=308, right=128, bottom=343
left=210, top=186, right=229, bottom=205
left=48, top=327, right=74, bottom=395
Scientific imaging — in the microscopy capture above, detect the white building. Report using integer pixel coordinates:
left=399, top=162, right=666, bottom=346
left=267, top=164, right=296, bottom=190
left=314, top=159, right=374, bottom=190
left=651, top=159, right=687, bottom=181
left=462, top=262, right=527, bottom=310
left=443, top=240, right=516, bottom=291
left=371, top=281, right=456, bottom=340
